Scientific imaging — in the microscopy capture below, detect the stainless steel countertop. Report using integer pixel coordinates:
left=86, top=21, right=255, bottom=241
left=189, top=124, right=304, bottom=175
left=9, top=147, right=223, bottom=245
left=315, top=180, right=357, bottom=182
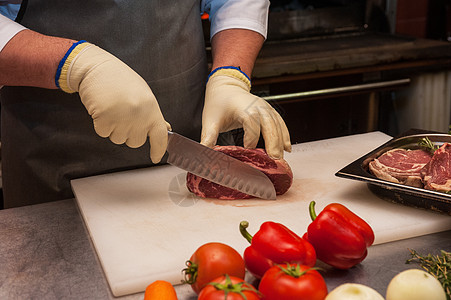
left=0, top=199, right=449, bottom=299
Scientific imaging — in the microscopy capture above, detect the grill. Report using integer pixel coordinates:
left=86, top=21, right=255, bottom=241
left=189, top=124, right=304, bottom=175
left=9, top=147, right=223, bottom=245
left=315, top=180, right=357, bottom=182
left=248, top=0, right=451, bottom=143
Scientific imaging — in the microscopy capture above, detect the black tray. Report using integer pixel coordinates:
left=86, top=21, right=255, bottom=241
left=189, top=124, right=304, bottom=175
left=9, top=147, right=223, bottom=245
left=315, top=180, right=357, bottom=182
left=335, top=129, right=451, bottom=215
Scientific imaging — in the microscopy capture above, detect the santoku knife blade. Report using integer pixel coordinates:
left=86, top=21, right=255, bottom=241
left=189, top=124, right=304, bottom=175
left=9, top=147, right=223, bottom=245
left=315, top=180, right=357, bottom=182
left=166, top=131, right=277, bottom=200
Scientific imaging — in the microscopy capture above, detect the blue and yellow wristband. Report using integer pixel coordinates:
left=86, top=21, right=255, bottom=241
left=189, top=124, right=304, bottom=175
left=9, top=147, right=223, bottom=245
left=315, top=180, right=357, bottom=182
left=207, top=66, right=251, bottom=90
left=55, top=40, right=91, bottom=93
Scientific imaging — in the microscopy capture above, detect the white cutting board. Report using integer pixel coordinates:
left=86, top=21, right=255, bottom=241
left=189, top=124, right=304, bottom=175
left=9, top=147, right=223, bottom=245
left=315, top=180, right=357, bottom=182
left=72, top=131, right=451, bottom=297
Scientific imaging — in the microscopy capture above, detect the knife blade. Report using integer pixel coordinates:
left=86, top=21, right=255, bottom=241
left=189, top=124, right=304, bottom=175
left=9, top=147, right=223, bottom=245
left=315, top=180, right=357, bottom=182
left=166, top=131, right=277, bottom=200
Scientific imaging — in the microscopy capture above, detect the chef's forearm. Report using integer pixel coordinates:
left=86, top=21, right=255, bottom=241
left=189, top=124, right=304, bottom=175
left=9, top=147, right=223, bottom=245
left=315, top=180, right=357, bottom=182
left=210, top=28, right=264, bottom=78
left=0, top=29, right=75, bottom=89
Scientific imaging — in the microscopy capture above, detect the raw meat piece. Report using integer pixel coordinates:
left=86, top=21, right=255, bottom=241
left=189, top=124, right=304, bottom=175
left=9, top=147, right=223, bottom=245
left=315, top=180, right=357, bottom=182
left=420, top=143, right=451, bottom=192
left=186, top=146, right=293, bottom=199
left=368, top=148, right=432, bottom=187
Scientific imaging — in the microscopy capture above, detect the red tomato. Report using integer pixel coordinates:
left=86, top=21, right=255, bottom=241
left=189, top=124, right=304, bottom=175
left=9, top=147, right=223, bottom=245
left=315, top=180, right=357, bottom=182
left=182, top=242, right=246, bottom=294
left=198, top=275, right=260, bottom=300
left=259, top=264, right=328, bottom=300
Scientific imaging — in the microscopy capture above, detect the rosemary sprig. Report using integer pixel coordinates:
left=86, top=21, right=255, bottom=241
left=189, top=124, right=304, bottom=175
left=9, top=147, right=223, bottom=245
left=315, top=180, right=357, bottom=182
left=406, top=249, right=450, bottom=299
left=418, top=137, right=439, bottom=154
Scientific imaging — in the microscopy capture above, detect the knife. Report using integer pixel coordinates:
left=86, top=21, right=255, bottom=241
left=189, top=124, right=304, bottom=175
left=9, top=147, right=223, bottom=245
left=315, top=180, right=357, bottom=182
left=166, top=131, right=277, bottom=200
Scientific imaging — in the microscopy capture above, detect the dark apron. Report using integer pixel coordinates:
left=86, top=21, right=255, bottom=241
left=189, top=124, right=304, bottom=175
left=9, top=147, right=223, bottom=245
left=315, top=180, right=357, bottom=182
left=1, top=0, right=207, bottom=208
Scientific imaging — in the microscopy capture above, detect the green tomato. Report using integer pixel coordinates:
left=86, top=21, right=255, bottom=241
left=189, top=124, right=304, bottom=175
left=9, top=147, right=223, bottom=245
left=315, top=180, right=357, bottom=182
left=386, top=269, right=446, bottom=300
left=325, top=283, right=384, bottom=300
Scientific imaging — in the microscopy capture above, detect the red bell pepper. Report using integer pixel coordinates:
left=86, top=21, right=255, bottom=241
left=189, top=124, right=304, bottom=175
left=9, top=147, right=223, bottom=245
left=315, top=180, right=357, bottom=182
left=303, top=201, right=375, bottom=270
left=239, top=220, right=316, bottom=278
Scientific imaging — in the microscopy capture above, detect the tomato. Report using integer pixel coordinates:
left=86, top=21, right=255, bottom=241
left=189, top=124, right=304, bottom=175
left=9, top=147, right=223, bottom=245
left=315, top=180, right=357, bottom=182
left=182, top=242, right=246, bottom=294
left=259, top=264, right=328, bottom=300
left=198, top=275, right=260, bottom=300
left=144, top=280, right=177, bottom=300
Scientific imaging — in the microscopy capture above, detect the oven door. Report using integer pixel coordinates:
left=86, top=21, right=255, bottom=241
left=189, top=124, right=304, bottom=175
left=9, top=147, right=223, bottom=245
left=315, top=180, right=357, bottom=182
left=252, top=73, right=411, bottom=144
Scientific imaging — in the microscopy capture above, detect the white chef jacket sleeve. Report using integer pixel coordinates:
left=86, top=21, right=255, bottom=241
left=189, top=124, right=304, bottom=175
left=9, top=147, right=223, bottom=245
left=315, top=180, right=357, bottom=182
left=0, top=13, right=26, bottom=52
left=201, top=0, right=269, bottom=40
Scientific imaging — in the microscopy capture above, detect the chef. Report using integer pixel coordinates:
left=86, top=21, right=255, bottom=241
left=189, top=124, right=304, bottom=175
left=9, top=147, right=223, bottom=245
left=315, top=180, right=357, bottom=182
left=0, top=0, right=291, bottom=208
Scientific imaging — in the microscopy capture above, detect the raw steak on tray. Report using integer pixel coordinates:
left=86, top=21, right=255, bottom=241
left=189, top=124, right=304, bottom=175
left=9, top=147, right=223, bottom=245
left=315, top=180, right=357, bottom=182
left=369, top=139, right=451, bottom=193
left=421, top=143, right=451, bottom=192
left=368, top=148, right=432, bottom=188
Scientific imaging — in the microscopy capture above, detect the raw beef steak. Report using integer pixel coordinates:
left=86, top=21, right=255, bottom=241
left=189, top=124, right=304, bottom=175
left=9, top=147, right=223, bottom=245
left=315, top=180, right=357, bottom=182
left=186, top=146, right=293, bottom=199
left=420, top=143, right=451, bottom=192
left=368, top=148, right=432, bottom=187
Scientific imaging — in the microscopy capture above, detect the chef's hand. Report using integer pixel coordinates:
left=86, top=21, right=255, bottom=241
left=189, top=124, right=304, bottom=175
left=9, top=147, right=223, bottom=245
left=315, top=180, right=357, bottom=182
left=56, top=41, right=170, bottom=163
left=200, top=68, right=291, bottom=159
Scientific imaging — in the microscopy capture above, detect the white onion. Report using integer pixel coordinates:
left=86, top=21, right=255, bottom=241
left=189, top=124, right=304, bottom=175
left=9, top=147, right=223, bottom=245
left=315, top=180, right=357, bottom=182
left=325, top=283, right=384, bottom=300
left=386, top=269, right=446, bottom=300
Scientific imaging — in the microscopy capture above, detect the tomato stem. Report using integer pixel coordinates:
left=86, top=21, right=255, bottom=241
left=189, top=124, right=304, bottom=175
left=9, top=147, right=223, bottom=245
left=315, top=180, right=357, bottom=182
left=239, top=221, right=253, bottom=244
left=208, top=274, right=259, bottom=300
left=277, top=263, right=321, bottom=278
left=181, top=260, right=198, bottom=285
left=309, top=201, right=317, bottom=221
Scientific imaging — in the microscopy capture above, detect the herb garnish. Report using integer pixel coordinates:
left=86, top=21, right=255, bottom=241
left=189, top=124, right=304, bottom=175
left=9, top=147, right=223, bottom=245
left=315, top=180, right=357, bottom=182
left=418, top=137, right=439, bottom=155
left=406, top=249, right=450, bottom=299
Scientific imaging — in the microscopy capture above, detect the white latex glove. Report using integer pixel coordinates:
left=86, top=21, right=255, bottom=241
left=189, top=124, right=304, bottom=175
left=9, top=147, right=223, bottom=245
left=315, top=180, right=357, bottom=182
left=201, top=68, right=291, bottom=159
left=57, top=42, right=170, bottom=163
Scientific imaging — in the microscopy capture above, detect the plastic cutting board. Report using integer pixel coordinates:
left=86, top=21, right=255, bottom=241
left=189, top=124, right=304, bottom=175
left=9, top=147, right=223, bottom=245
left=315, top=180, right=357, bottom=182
left=71, top=131, right=451, bottom=296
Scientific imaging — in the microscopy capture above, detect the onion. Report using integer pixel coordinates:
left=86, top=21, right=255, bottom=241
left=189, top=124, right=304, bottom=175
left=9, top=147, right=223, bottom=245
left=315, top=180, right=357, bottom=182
left=325, top=283, right=384, bottom=300
left=386, top=269, right=446, bottom=300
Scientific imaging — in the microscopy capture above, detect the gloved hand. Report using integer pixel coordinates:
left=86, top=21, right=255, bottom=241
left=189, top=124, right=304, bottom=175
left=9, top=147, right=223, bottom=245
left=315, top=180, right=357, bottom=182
left=201, top=67, right=291, bottom=159
left=56, top=41, right=170, bottom=163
